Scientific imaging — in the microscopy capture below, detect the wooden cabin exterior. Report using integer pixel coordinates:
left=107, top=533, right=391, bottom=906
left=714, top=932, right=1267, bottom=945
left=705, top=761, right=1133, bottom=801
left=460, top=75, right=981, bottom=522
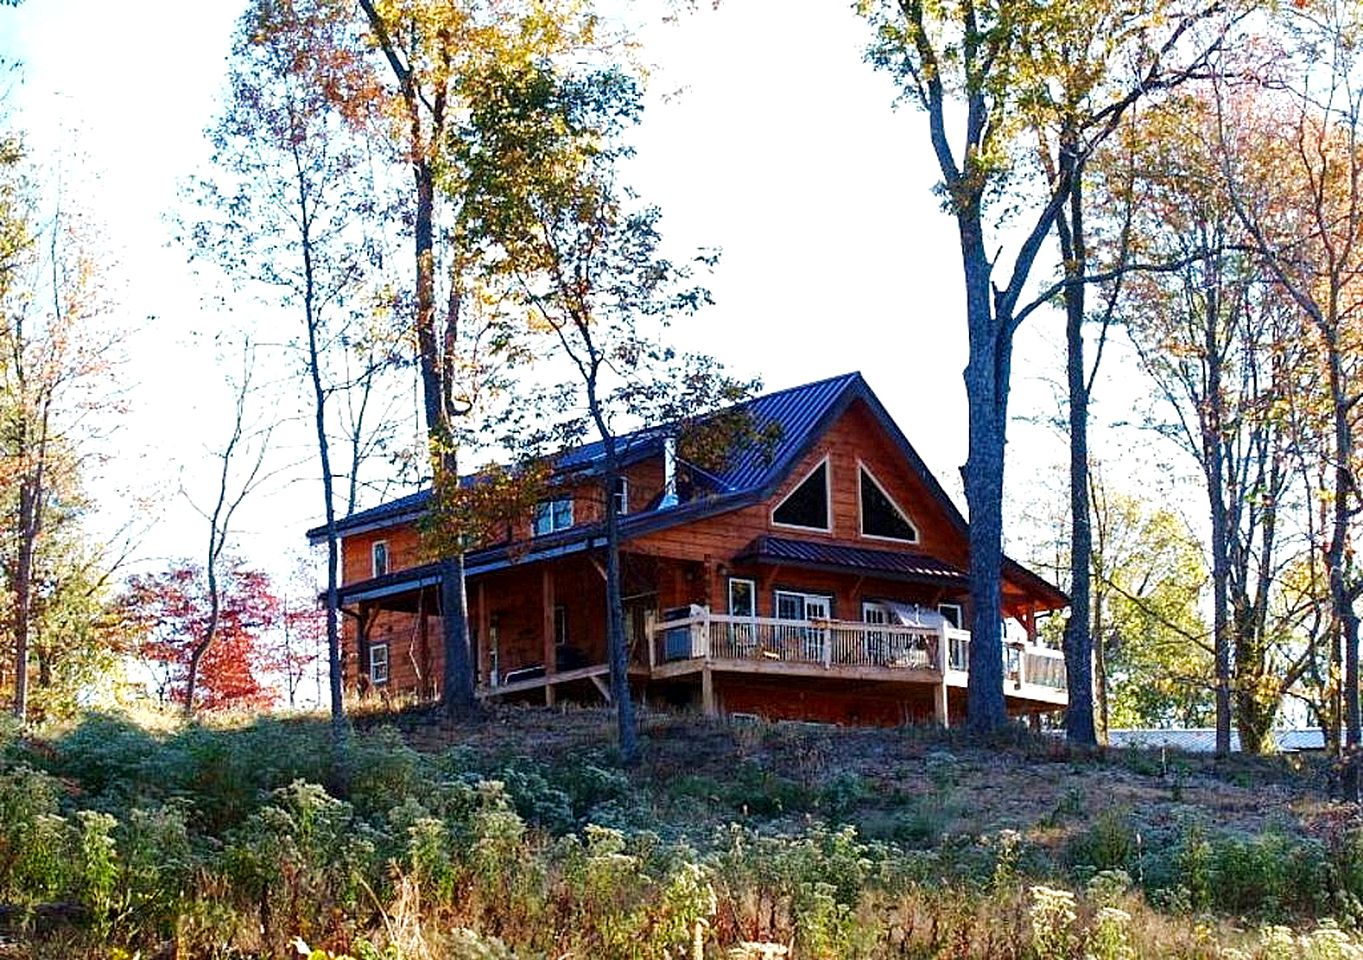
left=308, top=373, right=1069, bottom=727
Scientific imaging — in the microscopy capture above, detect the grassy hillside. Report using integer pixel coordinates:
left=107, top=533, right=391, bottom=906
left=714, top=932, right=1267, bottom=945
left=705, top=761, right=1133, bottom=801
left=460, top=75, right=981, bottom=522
left=0, top=705, right=1357, bottom=959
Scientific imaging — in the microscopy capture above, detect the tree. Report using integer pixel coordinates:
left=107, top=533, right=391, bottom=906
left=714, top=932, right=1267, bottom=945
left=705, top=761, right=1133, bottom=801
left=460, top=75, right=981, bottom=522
left=462, top=61, right=757, bottom=763
left=0, top=145, right=123, bottom=721
left=179, top=340, right=275, bottom=716
left=124, top=559, right=282, bottom=712
left=1098, top=94, right=1317, bottom=754
left=1215, top=4, right=1363, bottom=787
left=1089, top=479, right=1214, bottom=730
left=344, top=0, right=598, bottom=720
left=858, top=0, right=1229, bottom=730
left=191, top=0, right=404, bottom=741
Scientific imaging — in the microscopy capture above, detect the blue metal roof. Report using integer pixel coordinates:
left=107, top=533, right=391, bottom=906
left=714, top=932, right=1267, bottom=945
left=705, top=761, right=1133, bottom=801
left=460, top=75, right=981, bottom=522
left=738, top=535, right=968, bottom=584
left=310, top=372, right=868, bottom=540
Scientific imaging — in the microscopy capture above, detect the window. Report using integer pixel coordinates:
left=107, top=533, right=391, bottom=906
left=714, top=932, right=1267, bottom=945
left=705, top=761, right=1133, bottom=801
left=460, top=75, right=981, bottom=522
left=728, top=578, right=756, bottom=618
left=938, top=603, right=963, bottom=629
left=533, top=497, right=574, bottom=536
left=369, top=643, right=389, bottom=685
left=371, top=540, right=389, bottom=577
left=613, top=477, right=629, bottom=516
left=859, top=465, right=918, bottom=542
left=775, top=590, right=832, bottom=621
left=772, top=459, right=830, bottom=530
left=554, top=605, right=568, bottom=646
left=775, top=590, right=832, bottom=657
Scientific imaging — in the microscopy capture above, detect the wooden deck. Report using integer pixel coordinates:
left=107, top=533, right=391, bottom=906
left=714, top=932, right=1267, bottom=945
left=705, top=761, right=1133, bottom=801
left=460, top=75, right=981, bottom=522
left=648, top=610, right=1068, bottom=715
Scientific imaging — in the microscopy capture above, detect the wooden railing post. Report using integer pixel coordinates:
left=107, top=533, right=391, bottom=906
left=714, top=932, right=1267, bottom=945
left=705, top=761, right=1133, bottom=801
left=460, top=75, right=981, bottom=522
left=822, top=625, right=833, bottom=668
left=645, top=609, right=657, bottom=671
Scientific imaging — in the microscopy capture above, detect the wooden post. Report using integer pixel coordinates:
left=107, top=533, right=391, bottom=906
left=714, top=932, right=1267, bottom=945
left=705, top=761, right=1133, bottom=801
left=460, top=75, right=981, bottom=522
left=417, top=589, right=431, bottom=701
left=934, top=680, right=949, bottom=729
left=645, top=609, right=657, bottom=670
left=701, top=664, right=716, bottom=717
left=542, top=566, right=556, bottom=706
left=477, top=581, right=490, bottom=690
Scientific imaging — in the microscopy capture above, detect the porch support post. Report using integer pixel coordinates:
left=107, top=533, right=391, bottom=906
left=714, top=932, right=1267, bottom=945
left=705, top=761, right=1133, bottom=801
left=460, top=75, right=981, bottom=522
left=357, top=601, right=374, bottom=697
left=645, top=609, right=657, bottom=671
left=417, top=588, right=431, bottom=701
left=934, top=679, right=949, bottom=729
left=701, top=663, right=716, bottom=717
left=477, top=581, right=490, bottom=690
left=542, top=566, right=556, bottom=706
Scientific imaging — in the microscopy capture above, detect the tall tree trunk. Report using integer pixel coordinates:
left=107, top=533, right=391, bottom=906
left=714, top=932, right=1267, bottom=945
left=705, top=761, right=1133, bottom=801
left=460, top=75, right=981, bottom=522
left=297, top=178, right=347, bottom=746
left=11, top=475, right=36, bottom=721
left=1203, top=285, right=1232, bottom=757
left=411, top=159, right=475, bottom=720
left=1325, top=338, right=1359, bottom=798
left=1057, top=172, right=1097, bottom=745
left=590, top=390, right=639, bottom=764
left=961, top=213, right=1010, bottom=731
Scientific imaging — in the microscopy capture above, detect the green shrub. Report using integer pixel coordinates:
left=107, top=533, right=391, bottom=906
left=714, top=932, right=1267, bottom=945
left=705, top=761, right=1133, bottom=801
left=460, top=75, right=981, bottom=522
left=222, top=780, right=379, bottom=944
left=0, top=763, right=72, bottom=901
left=1068, top=809, right=1137, bottom=873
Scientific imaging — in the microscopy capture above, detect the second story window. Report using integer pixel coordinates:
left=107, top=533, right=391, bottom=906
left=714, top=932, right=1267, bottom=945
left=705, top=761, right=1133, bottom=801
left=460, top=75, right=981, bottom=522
left=612, top=476, right=629, bottom=516
left=371, top=540, right=389, bottom=578
left=533, top=497, right=574, bottom=536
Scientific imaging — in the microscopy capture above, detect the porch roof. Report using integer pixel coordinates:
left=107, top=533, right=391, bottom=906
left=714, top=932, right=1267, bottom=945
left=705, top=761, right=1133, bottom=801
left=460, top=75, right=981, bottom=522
left=735, top=535, right=969, bottom=586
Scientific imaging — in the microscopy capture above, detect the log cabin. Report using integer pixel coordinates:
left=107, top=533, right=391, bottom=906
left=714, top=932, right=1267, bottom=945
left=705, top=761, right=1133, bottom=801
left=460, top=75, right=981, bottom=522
left=306, top=372, right=1069, bottom=726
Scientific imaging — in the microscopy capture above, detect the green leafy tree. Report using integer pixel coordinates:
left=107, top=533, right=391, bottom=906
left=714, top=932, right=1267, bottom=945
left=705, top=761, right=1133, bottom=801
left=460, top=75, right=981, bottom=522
left=857, top=0, right=1230, bottom=730
left=460, top=62, right=759, bottom=763
left=348, top=0, right=598, bottom=720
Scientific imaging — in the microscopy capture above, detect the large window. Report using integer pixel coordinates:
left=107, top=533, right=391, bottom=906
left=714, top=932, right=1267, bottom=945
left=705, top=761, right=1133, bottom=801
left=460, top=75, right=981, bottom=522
left=613, top=477, right=629, bottom=516
left=772, top=459, right=830, bottom=530
left=369, top=643, right=390, bottom=685
left=533, top=497, right=574, bottom=536
left=859, top=465, right=918, bottom=542
left=371, top=540, right=389, bottom=577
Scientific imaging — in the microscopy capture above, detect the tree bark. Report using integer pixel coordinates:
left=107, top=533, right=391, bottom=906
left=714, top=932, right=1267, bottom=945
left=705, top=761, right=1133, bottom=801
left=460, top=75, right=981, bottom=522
left=1056, top=172, right=1097, bottom=746
left=961, top=214, right=1010, bottom=731
left=590, top=388, right=639, bottom=764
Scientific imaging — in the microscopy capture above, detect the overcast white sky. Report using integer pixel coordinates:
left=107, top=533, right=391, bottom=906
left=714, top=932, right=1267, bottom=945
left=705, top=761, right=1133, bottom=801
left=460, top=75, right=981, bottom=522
left=0, top=0, right=1172, bottom=594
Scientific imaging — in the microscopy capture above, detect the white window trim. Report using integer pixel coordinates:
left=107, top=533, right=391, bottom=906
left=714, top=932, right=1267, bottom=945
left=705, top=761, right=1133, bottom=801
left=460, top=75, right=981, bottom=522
left=771, top=455, right=833, bottom=533
left=613, top=476, right=629, bottom=516
left=369, top=642, right=390, bottom=685
left=371, top=540, right=390, bottom=578
left=861, top=600, right=890, bottom=622
left=728, top=577, right=757, bottom=618
left=938, top=603, right=963, bottom=629
left=857, top=461, right=920, bottom=544
left=774, top=589, right=834, bottom=620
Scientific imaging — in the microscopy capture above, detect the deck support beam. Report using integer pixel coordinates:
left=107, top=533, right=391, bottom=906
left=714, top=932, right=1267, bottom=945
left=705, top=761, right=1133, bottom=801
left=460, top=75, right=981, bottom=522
left=934, top=679, right=949, bottom=729
left=701, top=664, right=716, bottom=717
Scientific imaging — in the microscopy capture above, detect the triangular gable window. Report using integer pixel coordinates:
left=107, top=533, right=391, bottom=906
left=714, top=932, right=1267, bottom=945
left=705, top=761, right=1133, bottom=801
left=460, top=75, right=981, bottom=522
left=860, top=465, right=918, bottom=542
left=773, top=460, right=829, bottom=530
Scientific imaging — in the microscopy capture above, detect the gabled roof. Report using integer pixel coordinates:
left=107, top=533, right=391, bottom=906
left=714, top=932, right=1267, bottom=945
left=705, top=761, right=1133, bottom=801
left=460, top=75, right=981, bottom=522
left=310, top=372, right=883, bottom=540
left=307, top=371, right=1063, bottom=608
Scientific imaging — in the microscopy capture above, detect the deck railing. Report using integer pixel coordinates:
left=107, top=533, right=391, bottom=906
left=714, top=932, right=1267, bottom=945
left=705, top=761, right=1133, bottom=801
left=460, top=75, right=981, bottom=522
left=651, top=609, right=1067, bottom=691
